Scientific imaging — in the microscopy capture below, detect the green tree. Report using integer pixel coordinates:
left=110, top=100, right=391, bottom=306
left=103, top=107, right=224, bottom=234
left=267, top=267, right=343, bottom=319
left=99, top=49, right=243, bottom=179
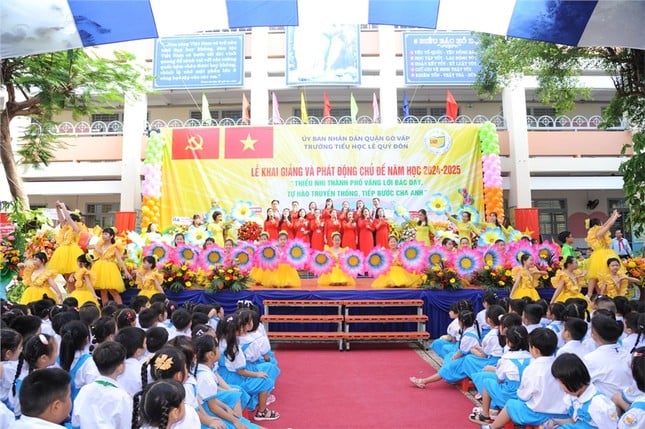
left=475, top=35, right=645, bottom=235
left=1, top=49, right=146, bottom=207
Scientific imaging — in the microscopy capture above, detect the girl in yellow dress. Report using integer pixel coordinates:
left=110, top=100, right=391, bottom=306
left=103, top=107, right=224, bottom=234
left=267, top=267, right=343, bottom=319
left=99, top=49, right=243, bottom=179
left=415, top=209, right=435, bottom=246
left=18, top=252, right=63, bottom=304
left=90, top=227, right=131, bottom=305
left=550, top=256, right=587, bottom=304
left=264, top=231, right=301, bottom=288
left=48, top=201, right=87, bottom=290
left=207, top=211, right=226, bottom=248
left=317, top=232, right=355, bottom=286
left=585, top=209, right=622, bottom=297
left=447, top=210, right=481, bottom=242
left=510, top=254, right=546, bottom=300
left=68, top=253, right=99, bottom=307
left=250, top=232, right=269, bottom=286
left=372, top=235, right=422, bottom=288
left=598, top=257, right=640, bottom=298
left=135, top=255, right=165, bottom=299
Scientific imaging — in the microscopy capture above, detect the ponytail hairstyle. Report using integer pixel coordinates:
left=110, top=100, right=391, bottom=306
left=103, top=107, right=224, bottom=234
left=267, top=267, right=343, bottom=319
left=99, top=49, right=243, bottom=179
left=458, top=310, right=480, bottom=340
left=147, top=347, right=187, bottom=383
left=505, top=325, right=529, bottom=351
left=167, top=335, right=195, bottom=375
left=223, top=315, right=241, bottom=362
left=1, top=328, right=23, bottom=362
left=564, top=299, right=589, bottom=321
left=14, top=334, right=56, bottom=395
left=498, top=312, right=523, bottom=348
left=59, top=321, right=90, bottom=371
left=548, top=302, right=567, bottom=322
left=76, top=253, right=93, bottom=269
left=116, top=308, right=137, bottom=330
left=90, top=317, right=116, bottom=352
left=193, top=334, right=218, bottom=376
left=626, top=313, right=645, bottom=353
left=138, top=379, right=185, bottom=429
left=191, top=324, right=214, bottom=339
left=103, top=227, right=116, bottom=244
left=485, top=305, right=506, bottom=328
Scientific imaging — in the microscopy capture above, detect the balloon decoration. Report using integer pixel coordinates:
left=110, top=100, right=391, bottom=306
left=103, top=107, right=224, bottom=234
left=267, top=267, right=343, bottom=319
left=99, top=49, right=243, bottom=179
left=479, top=122, right=504, bottom=219
left=141, top=131, right=165, bottom=229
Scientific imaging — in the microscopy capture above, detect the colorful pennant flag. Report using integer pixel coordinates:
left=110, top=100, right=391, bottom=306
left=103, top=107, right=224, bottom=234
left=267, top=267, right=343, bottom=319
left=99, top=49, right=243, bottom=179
left=201, top=93, right=212, bottom=123
left=402, top=91, right=410, bottom=118
left=372, top=92, right=380, bottom=123
left=300, top=92, right=309, bottom=123
left=272, top=92, right=282, bottom=124
left=323, top=91, right=332, bottom=123
left=350, top=93, right=358, bottom=124
left=242, top=93, right=250, bottom=123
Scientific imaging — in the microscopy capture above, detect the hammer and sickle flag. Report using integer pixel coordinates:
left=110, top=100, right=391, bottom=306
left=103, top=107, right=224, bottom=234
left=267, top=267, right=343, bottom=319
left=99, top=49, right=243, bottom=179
left=172, top=128, right=220, bottom=160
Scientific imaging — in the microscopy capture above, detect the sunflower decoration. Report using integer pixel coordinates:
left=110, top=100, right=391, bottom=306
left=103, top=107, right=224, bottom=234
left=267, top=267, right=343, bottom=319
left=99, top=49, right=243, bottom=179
left=365, top=247, right=393, bottom=278
left=339, top=250, right=365, bottom=278
left=186, top=228, right=212, bottom=246
left=536, top=240, right=560, bottom=265
left=426, top=193, right=451, bottom=215
left=255, top=243, right=280, bottom=270
left=143, top=243, right=169, bottom=264
left=176, top=245, right=198, bottom=265
left=201, top=247, right=225, bottom=269
left=427, top=245, right=449, bottom=269
left=480, top=246, right=503, bottom=268
left=232, top=248, right=253, bottom=272
left=284, top=240, right=309, bottom=270
left=508, top=241, right=536, bottom=267
left=399, top=241, right=429, bottom=273
left=238, top=242, right=256, bottom=256
left=230, top=200, right=255, bottom=223
left=454, top=249, right=482, bottom=277
left=477, top=227, right=505, bottom=247
left=309, top=251, right=334, bottom=276
left=392, top=203, right=410, bottom=222
left=458, top=204, right=481, bottom=225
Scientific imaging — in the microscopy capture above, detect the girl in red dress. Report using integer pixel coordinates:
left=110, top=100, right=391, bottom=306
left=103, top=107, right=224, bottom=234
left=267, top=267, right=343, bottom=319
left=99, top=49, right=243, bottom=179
left=293, top=208, right=310, bottom=244
left=341, top=211, right=358, bottom=250
left=309, top=209, right=325, bottom=251
left=357, top=207, right=375, bottom=257
left=278, top=208, right=294, bottom=239
left=263, top=208, right=279, bottom=240
left=324, top=209, right=342, bottom=246
left=321, top=198, right=334, bottom=221
left=373, top=207, right=390, bottom=248
left=338, top=200, right=350, bottom=223
left=306, top=201, right=317, bottom=221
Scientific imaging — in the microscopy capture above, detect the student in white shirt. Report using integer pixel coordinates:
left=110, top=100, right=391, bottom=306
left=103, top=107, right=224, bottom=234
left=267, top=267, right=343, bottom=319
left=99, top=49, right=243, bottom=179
left=72, top=341, right=133, bottom=429
left=461, top=305, right=505, bottom=381
left=584, top=312, right=637, bottom=398
left=115, top=327, right=146, bottom=397
left=556, top=318, right=591, bottom=358
left=618, top=347, right=645, bottom=429
left=167, top=309, right=192, bottom=341
left=476, top=291, right=498, bottom=337
left=138, top=380, right=188, bottom=429
left=621, top=312, right=645, bottom=353
left=522, top=304, right=544, bottom=334
left=545, top=302, right=566, bottom=349
left=14, top=368, right=72, bottom=429
left=58, top=321, right=98, bottom=402
left=481, top=328, right=568, bottom=428
left=0, top=329, right=23, bottom=415
left=545, top=353, right=619, bottom=428
left=0, top=363, right=16, bottom=429
left=430, top=302, right=461, bottom=358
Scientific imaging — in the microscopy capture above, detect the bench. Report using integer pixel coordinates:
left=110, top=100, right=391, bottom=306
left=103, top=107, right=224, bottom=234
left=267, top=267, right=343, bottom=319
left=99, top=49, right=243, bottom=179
left=262, top=298, right=429, bottom=351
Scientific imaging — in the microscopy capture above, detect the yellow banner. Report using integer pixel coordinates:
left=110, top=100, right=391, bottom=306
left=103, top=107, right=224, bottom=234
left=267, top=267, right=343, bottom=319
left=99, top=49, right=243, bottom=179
left=160, top=124, right=482, bottom=226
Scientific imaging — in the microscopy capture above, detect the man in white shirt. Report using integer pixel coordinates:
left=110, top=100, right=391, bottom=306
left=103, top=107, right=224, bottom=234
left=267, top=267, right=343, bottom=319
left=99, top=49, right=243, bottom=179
left=14, top=368, right=72, bottom=428
left=73, top=341, right=133, bottom=429
left=610, top=229, right=632, bottom=259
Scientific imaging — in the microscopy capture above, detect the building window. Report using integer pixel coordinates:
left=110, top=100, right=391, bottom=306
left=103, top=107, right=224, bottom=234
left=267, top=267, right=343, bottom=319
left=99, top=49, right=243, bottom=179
left=189, top=111, right=220, bottom=121
left=221, top=110, right=242, bottom=121
left=402, top=107, right=428, bottom=118
left=294, top=108, right=323, bottom=118
left=91, top=113, right=120, bottom=123
left=532, top=199, right=567, bottom=241
left=294, top=108, right=351, bottom=119
left=608, top=198, right=631, bottom=240
left=85, top=203, right=119, bottom=228
left=526, top=107, right=556, bottom=118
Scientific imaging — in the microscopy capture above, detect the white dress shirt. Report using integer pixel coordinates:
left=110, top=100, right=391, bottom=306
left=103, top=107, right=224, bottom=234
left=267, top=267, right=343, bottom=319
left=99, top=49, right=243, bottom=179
left=584, top=343, right=637, bottom=397
left=72, top=375, right=133, bottom=429
left=517, top=356, right=568, bottom=414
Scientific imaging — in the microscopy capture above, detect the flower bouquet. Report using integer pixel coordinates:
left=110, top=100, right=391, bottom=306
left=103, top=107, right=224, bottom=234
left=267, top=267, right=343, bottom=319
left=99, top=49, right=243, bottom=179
left=472, top=264, right=514, bottom=291
left=422, top=264, right=463, bottom=290
left=161, top=262, right=206, bottom=293
left=207, top=261, right=250, bottom=293
left=237, top=221, right=262, bottom=242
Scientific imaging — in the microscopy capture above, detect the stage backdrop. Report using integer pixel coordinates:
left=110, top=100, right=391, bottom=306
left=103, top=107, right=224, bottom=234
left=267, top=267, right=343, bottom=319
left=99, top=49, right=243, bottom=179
left=158, top=124, right=483, bottom=227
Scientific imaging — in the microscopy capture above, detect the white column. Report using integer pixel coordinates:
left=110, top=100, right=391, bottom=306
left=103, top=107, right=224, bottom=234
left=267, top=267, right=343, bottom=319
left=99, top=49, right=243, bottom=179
left=250, top=28, right=269, bottom=126
left=378, top=26, right=398, bottom=126
left=120, top=92, right=147, bottom=211
left=502, top=79, right=532, bottom=208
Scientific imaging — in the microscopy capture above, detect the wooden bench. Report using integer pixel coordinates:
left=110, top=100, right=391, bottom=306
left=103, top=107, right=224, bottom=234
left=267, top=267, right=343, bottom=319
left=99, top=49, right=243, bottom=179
left=262, top=298, right=429, bottom=351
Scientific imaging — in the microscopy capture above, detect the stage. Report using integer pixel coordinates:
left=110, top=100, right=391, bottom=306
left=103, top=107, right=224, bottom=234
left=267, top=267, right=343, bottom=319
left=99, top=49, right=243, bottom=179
left=122, top=279, right=555, bottom=338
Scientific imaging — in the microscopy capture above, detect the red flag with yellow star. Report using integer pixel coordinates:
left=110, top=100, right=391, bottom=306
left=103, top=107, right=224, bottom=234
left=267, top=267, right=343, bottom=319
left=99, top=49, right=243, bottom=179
left=224, top=127, right=273, bottom=159
left=172, top=128, right=220, bottom=160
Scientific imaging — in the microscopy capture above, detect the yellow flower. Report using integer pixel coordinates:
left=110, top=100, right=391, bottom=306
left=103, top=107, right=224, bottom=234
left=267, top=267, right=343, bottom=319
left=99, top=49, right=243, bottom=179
left=505, top=270, right=511, bottom=276
left=498, top=281, right=505, bottom=286
left=484, top=265, right=491, bottom=271
left=627, top=261, right=636, bottom=268
left=185, top=281, right=192, bottom=287
left=449, top=278, right=456, bottom=284
left=181, top=265, right=188, bottom=271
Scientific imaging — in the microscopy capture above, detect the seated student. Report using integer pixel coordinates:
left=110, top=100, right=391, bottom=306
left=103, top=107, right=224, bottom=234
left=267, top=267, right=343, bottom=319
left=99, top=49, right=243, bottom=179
left=137, top=379, right=189, bottom=429
left=14, top=368, right=72, bottom=428
left=618, top=347, right=645, bottom=429
left=621, top=312, right=645, bottom=353
left=167, top=309, right=192, bottom=340
left=30, top=299, right=56, bottom=337
left=522, top=304, right=544, bottom=333
left=545, top=353, right=619, bottom=428
left=0, top=329, right=23, bottom=415
left=584, top=313, right=638, bottom=398
left=72, top=341, right=133, bottom=428
left=410, top=310, right=481, bottom=388
left=476, top=292, right=498, bottom=338
left=0, top=363, right=15, bottom=429
left=138, top=307, right=160, bottom=331
left=461, top=305, right=505, bottom=381
left=508, top=299, right=527, bottom=317
left=469, top=326, right=531, bottom=424
left=145, top=327, right=169, bottom=357
left=557, top=318, right=591, bottom=358
left=59, top=320, right=99, bottom=402
left=115, top=327, right=146, bottom=397
left=546, top=302, right=567, bottom=349
left=430, top=302, right=462, bottom=359
left=238, top=309, right=279, bottom=368
left=89, top=316, right=117, bottom=353
left=480, top=329, right=568, bottom=429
